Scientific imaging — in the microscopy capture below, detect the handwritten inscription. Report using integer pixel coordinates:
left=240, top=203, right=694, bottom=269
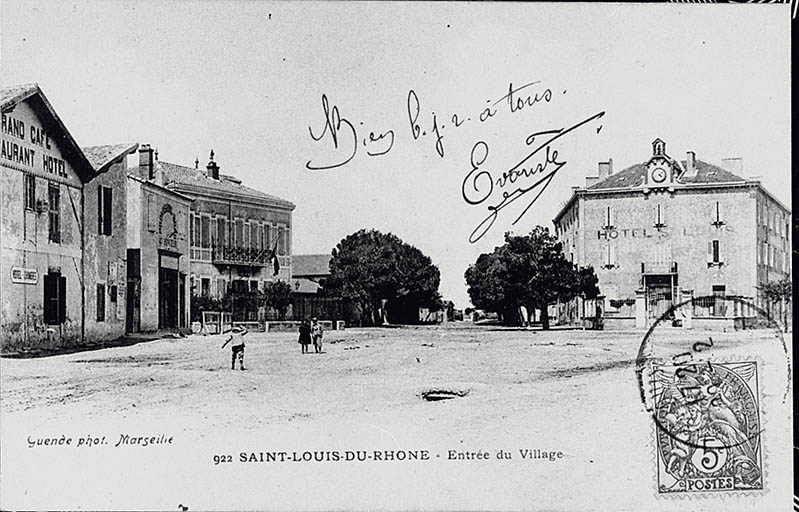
left=306, top=81, right=556, bottom=169
left=305, top=80, right=603, bottom=240
left=462, top=112, right=605, bottom=243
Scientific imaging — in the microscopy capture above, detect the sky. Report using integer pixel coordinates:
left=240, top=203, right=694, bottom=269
left=1, top=1, right=791, bottom=308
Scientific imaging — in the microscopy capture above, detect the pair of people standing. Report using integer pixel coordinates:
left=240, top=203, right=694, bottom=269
left=299, top=318, right=323, bottom=354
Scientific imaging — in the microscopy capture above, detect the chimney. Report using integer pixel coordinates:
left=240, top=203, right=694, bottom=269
left=138, top=144, right=154, bottom=180
left=598, top=159, right=613, bottom=181
left=721, top=157, right=744, bottom=178
left=206, top=150, right=220, bottom=180
left=685, top=151, right=697, bottom=178
left=585, top=176, right=598, bottom=187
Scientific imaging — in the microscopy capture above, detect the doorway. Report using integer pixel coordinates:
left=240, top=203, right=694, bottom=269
left=158, top=253, right=180, bottom=329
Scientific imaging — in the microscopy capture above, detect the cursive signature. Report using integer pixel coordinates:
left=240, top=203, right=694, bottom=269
left=462, top=111, right=605, bottom=243
left=305, top=94, right=395, bottom=170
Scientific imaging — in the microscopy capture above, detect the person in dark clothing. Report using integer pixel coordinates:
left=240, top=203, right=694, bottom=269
left=298, top=319, right=312, bottom=354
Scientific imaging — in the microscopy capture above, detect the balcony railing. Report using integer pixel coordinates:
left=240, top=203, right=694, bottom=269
left=212, top=245, right=271, bottom=267
left=641, top=261, right=678, bottom=275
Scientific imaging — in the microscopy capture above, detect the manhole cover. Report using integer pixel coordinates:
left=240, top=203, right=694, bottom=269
left=420, top=389, right=470, bottom=402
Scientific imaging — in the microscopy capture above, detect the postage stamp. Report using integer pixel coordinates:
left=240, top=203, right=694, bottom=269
left=650, top=360, right=763, bottom=494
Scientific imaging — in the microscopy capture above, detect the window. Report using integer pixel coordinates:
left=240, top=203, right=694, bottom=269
left=264, top=224, right=272, bottom=250
left=43, top=273, right=66, bottom=325
left=707, top=240, right=722, bottom=266
left=110, top=285, right=118, bottom=303
left=190, top=215, right=195, bottom=246
left=654, top=204, right=666, bottom=228
left=244, top=222, right=250, bottom=249
left=200, top=216, right=210, bottom=248
left=603, top=244, right=617, bottom=269
left=250, top=280, right=259, bottom=292
left=604, top=206, right=615, bottom=229
left=217, top=218, right=226, bottom=247
left=251, top=223, right=259, bottom=250
left=97, top=186, right=113, bottom=235
left=201, top=278, right=210, bottom=297
left=217, top=278, right=227, bottom=298
left=192, top=214, right=201, bottom=247
left=210, top=218, right=217, bottom=247
left=96, top=283, right=106, bottom=322
left=48, top=183, right=60, bottom=243
left=235, top=219, right=244, bottom=248
left=24, top=174, right=35, bottom=210
left=712, top=201, right=724, bottom=227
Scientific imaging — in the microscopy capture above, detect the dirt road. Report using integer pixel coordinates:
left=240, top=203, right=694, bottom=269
left=1, top=324, right=792, bottom=511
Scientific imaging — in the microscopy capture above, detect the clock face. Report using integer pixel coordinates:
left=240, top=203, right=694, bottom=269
left=652, top=167, right=668, bottom=183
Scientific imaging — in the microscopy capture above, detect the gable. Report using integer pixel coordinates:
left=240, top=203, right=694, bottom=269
left=1, top=87, right=94, bottom=184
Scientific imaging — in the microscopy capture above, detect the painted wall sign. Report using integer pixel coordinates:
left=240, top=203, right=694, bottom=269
left=598, top=224, right=735, bottom=240
left=11, top=267, right=39, bottom=284
left=0, top=102, right=71, bottom=181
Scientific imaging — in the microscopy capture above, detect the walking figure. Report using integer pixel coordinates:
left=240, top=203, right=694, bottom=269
left=221, top=326, right=248, bottom=370
left=298, top=319, right=312, bottom=354
left=311, top=317, right=323, bottom=354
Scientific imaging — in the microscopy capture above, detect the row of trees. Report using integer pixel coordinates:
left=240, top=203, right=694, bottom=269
left=464, top=227, right=599, bottom=329
left=192, top=227, right=596, bottom=328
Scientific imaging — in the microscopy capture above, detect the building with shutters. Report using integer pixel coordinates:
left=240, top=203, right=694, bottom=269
left=128, top=148, right=295, bottom=321
left=552, top=138, right=791, bottom=329
left=1, top=84, right=133, bottom=351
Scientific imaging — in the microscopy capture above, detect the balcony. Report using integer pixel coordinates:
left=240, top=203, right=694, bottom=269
left=212, top=245, right=271, bottom=267
left=641, top=261, right=678, bottom=275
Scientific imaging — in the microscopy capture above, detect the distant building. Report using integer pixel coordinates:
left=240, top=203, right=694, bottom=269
left=133, top=149, right=295, bottom=320
left=553, top=138, right=791, bottom=329
left=291, top=253, right=331, bottom=294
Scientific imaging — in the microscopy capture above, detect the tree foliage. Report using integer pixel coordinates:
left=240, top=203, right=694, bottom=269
left=262, top=280, right=293, bottom=320
left=322, top=229, right=441, bottom=325
left=464, top=226, right=600, bottom=329
left=759, top=277, right=792, bottom=304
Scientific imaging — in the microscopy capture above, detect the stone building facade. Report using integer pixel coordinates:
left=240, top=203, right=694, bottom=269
left=124, top=148, right=193, bottom=332
left=0, top=84, right=134, bottom=351
left=133, top=149, right=295, bottom=319
left=553, top=139, right=791, bottom=329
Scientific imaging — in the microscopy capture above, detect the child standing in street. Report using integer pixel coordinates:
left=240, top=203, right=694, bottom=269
left=221, top=326, right=248, bottom=370
left=311, top=317, right=323, bottom=354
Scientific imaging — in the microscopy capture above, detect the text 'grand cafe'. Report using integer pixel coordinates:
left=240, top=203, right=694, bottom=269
left=553, top=139, right=791, bottom=329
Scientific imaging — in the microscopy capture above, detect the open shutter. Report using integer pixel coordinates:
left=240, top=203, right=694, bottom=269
left=716, top=201, right=723, bottom=224
left=707, top=242, right=714, bottom=264
left=103, top=187, right=113, bottom=235
left=609, top=244, right=617, bottom=267
left=717, top=240, right=723, bottom=264
left=97, top=186, right=104, bottom=234
left=58, top=276, right=67, bottom=323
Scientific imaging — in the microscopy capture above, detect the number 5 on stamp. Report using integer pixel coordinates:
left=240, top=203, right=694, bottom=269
left=651, top=361, right=762, bottom=494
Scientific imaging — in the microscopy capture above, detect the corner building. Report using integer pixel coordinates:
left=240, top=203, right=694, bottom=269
left=133, top=149, right=295, bottom=315
left=553, top=139, right=791, bottom=329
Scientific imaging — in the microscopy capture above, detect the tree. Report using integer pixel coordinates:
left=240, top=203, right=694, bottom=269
left=759, top=277, right=792, bottom=332
left=322, top=229, right=441, bottom=325
left=262, top=280, right=293, bottom=320
left=464, top=227, right=600, bottom=329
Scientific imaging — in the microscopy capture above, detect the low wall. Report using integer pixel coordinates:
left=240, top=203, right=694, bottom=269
left=265, top=320, right=338, bottom=333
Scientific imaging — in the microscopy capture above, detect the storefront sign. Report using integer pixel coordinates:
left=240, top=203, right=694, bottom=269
left=11, top=267, right=38, bottom=284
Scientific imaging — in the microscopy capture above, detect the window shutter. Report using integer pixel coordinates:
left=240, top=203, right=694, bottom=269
left=103, top=187, right=113, bottom=235
left=43, top=274, right=57, bottom=324
left=707, top=242, right=714, bottom=263
left=58, top=276, right=67, bottom=323
left=610, top=207, right=616, bottom=228
left=716, top=201, right=723, bottom=224
left=609, top=244, right=617, bottom=266
left=97, top=186, right=103, bottom=234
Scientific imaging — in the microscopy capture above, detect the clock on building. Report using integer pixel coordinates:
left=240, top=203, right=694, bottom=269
left=651, top=166, right=668, bottom=183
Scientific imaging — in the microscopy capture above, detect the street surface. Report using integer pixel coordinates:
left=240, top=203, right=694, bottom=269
left=1, top=323, right=792, bottom=511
